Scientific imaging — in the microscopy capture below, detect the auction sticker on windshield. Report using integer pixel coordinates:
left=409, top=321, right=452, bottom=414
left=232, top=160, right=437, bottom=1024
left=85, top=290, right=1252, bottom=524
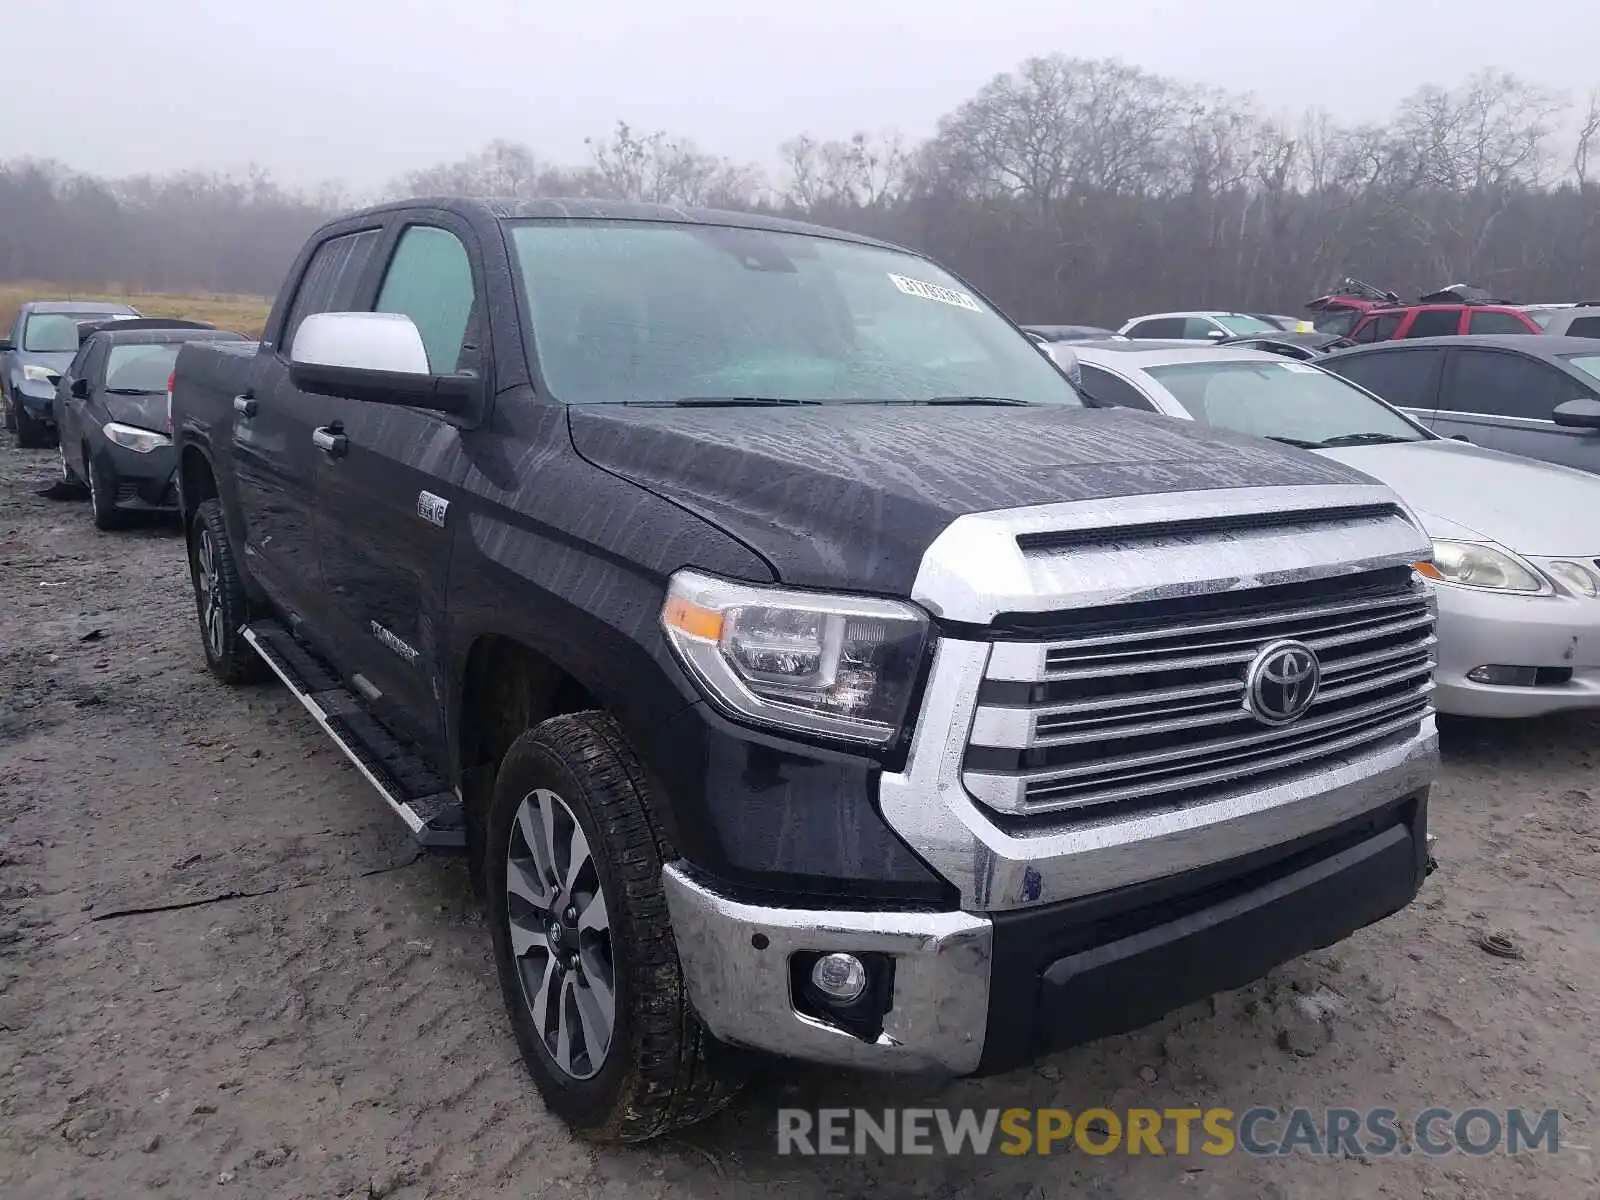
left=889, top=273, right=983, bottom=313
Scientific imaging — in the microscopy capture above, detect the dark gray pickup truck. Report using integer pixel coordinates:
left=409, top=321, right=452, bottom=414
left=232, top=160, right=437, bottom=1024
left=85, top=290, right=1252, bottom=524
left=169, top=197, right=1440, bottom=1141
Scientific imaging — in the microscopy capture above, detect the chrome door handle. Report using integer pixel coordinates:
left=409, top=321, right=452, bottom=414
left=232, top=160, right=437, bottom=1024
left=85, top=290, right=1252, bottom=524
left=233, top=394, right=257, bottom=418
left=312, top=426, right=348, bottom=457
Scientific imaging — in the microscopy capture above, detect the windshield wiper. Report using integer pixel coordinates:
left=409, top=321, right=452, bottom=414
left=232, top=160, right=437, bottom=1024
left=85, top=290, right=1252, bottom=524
left=1315, top=432, right=1413, bottom=447
left=629, top=396, right=824, bottom=408
left=104, top=387, right=164, bottom=396
left=1262, top=435, right=1324, bottom=449
left=922, top=395, right=1040, bottom=406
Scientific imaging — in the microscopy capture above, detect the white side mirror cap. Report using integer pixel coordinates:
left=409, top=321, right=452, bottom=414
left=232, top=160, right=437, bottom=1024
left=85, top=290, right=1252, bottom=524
left=291, top=312, right=430, bottom=375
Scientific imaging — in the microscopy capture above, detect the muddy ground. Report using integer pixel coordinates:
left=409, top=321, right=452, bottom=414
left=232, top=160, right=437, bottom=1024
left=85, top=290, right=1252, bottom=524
left=0, top=440, right=1596, bottom=1199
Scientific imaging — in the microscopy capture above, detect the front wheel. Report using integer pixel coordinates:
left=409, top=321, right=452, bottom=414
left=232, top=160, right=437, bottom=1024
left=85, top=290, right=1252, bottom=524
left=186, top=499, right=266, bottom=685
left=12, top=399, right=49, bottom=449
left=86, top=453, right=123, bottom=529
left=486, top=712, right=738, bottom=1142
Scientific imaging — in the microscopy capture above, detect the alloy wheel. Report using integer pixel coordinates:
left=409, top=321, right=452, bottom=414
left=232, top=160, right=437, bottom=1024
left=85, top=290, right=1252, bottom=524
left=505, top=787, right=615, bottom=1081
left=194, top=526, right=224, bottom=658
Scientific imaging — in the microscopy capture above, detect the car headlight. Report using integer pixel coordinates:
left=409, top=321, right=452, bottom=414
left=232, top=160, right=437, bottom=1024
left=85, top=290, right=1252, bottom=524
left=1546, top=559, right=1599, bottom=597
left=102, top=421, right=172, bottom=454
left=660, top=569, right=930, bottom=745
left=1416, top=540, right=1545, bottom=593
left=22, top=364, right=59, bottom=384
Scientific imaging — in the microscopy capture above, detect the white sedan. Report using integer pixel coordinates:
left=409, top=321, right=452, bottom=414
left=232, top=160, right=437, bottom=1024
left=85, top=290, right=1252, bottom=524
left=1054, top=341, right=1600, bottom=719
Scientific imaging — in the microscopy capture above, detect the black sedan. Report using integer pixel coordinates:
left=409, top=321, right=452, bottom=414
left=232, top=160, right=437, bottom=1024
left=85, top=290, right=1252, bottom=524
left=55, top=320, right=248, bottom=529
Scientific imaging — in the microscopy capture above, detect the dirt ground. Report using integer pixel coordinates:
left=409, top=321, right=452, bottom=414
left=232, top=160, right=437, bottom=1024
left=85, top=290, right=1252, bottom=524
left=1, top=440, right=1596, bottom=1200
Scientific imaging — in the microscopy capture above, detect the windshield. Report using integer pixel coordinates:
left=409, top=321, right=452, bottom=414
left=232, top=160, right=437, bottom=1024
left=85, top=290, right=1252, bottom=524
left=105, top=344, right=181, bottom=392
left=508, top=221, right=1083, bottom=405
left=1563, top=353, right=1600, bottom=385
left=1214, top=314, right=1278, bottom=335
left=1144, top=359, right=1429, bottom=447
left=24, top=312, right=128, bottom=352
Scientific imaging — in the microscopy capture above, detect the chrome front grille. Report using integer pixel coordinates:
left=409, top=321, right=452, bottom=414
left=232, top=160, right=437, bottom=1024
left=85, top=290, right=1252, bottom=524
left=962, top=569, right=1436, bottom=820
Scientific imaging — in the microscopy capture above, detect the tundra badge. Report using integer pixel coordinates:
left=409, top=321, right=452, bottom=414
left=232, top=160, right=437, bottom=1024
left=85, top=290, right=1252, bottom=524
left=417, top=491, right=450, bottom=528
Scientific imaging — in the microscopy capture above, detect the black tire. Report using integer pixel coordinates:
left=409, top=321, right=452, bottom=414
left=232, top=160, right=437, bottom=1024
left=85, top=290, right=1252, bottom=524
left=86, top=452, right=123, bottom=530
left=486, top=712, right=738, bottom=1142
left=13, top=398, right=49, bottom=449
left=186, top=498, right=267, bottom=685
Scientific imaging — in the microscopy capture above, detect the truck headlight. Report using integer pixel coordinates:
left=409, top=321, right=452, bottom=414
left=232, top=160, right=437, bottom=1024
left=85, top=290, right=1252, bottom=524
left=102, top=421, right=172, bottom=454
left=1416, top=540, right=1545, bottom=593
left=22, top=364, right=60, bottom=384
left=661, top=569, right=929, bottom=745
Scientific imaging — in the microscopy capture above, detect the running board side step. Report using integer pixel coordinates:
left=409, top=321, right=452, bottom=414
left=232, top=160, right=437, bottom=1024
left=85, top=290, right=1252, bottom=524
left=242, top=621, right=465, bottom=850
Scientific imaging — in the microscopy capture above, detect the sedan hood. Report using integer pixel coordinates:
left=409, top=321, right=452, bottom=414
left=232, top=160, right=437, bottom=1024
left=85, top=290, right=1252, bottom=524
left=102, top=392, right=167, bottom=431
left=1316, top=438, right=1600, bottom=556
left=569, top=403, right=1375, bottom=595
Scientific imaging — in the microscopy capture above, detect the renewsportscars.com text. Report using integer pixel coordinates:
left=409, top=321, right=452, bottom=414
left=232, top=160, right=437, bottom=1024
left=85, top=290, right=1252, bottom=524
left=776, top=1107, right=1562, bottom=1157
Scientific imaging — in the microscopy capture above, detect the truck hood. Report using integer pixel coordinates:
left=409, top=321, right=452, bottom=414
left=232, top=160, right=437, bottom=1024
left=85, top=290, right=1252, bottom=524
left=568, top=404, right=1377, bottom=595
left=1316, top=438, right=1600, bottom=556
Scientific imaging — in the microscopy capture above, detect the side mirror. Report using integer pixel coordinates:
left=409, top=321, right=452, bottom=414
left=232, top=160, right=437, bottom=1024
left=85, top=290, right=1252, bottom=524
left=0, top=338, right=12, bottom=352
left=1204, top=329, right=1227, bottom=339
left=287, top=312, right=475, bottom=414
left=70, top=377, right=90, bottom=399
left=1046, top=345, right=1082, bottom=389
left=1553, top=397, right=1600, bottom=429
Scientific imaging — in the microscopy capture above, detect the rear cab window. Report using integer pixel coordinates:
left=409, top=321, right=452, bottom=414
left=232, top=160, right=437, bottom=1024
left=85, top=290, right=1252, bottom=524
left=1401, top=308, right=1462, bottom=339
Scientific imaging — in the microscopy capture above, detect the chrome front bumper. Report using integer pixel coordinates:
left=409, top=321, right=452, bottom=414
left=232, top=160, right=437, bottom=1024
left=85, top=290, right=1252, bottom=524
left=662, top=865, right=993, bottom=1073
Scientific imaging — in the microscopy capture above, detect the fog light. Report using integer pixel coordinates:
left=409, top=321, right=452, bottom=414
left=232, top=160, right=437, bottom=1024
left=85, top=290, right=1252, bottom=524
left=1467, top=665, right=1539, bottom=686
left=810, top=952, right=868, bottom=1002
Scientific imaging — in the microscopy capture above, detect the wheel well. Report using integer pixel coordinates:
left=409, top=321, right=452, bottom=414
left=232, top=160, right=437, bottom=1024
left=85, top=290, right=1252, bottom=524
left=179, top=446, right=218, bottom=523
left=457, top=635, right=598, bottom=814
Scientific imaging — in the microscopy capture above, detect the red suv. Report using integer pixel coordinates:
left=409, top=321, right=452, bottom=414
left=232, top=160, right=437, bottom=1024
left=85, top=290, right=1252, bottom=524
left=1308, top=280, right=1540, bottom=341
left=1346, top=302, right=1539, bottom=342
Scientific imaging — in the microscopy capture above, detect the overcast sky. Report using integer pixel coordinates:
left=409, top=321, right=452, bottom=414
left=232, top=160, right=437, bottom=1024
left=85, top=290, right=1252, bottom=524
left=3, top=0, right=1592, bottom=195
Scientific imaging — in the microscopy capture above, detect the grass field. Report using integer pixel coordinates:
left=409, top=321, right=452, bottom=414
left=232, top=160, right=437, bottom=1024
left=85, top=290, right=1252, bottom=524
left=0, top=283, right=271, bottom=339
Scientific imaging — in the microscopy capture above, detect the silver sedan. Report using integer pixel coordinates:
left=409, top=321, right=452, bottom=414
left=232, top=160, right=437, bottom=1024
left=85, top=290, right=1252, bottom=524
left=1056, top=341, right=1600, bottom=719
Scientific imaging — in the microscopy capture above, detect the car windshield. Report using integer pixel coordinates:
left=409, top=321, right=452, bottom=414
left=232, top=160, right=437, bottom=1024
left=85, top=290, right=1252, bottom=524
left=1562, top=353, right=1600, bottom=385
left=24, top=312, right=127, bottom=352
left=105, top=344, right=181, bottom=392
left=1144, top=359, right=1429, bottom=448
left=508, top=221, right=1083, bottom=405
left=1214, top=314, right=1279, bottom=335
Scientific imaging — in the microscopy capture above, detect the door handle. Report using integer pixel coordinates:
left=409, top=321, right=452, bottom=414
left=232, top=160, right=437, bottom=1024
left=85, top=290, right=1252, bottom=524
left=233, top=393, right=257, bottom=418
left=1450, top=434, right=1471, bottom=442
left=312, top=426, right=348, bottom=457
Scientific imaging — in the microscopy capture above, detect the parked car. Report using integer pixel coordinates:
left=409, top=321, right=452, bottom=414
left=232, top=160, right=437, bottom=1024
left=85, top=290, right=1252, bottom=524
left=1, top=300, right=141, bottom=446
left=1020, top=323, right=1123, bottom=343
left=1344, top=299, right=1540, bottom=343
left=1519, top=302, right=1578, bottom=329
left=1305, top=277, right=1402, bottom=335
left=1117, top=310, right=1283, bottom=340
left=54, top=319, right=248, bottom=529
left=1073, top=341, right=1600, bottom=719
left=171, top=197, right=1437, bottom=1142
left=1526, top=302, right=1600, bottom=338
left=1251, top=313, right=1315, bottom=333
left=1320, top=336, right=1600, bottom=475
left=1212, top=331, right=1354, bottom=360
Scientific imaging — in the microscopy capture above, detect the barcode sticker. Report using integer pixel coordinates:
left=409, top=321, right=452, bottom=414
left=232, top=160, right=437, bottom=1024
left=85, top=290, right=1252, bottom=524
left=888, top=273, right=983, bottom=313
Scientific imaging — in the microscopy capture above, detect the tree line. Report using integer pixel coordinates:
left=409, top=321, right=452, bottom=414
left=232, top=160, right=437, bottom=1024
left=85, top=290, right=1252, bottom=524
left=2, top=59, right=1598, bottom=327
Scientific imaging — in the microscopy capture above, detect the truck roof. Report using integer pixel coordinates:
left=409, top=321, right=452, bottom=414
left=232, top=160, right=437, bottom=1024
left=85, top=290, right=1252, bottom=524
left=326, top=196, right=905, bottom=253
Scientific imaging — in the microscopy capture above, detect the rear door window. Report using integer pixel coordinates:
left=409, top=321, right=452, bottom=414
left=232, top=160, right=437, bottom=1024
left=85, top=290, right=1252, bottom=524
left=1402, top=309, right=1462, bottom=339
left=1323, top=349, right=1443, bottom=413
left=1126, top=318, right=1186, bottom=339
left=1080, top=364, right=1157, bottom=411
left=1469, top=309, right=1533, bottom=335
left=281, top=228, right=384, bottom=352
left=1565, top=315, right=1600, bottom=338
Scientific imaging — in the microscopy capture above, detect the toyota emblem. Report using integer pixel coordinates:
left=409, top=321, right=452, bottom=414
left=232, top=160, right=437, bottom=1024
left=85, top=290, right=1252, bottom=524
left=1244, top=639, right=1321, bottom=725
